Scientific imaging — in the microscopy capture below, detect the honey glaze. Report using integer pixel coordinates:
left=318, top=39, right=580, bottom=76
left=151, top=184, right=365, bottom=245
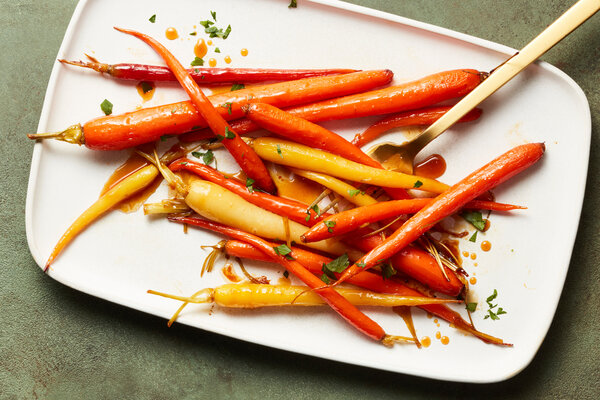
left=393, top=306, right=421, bottom=347
left=208, top=58, right=217, bottom=67
left=165, top=27, right=179, bottom=40
left=267, top=163, right=323, bottom=205
left=194, top=38, right=208, bottom=58
left=222, top=263, right=242, bottom=282
left=420, top=336, right=431, bottom=348
left=481, top=241, right=492, bottom=252
left=100, top=151, right=162, bottom=213
left=414, top=154, right=446, bottom=179
left=136, top=81, right=155, bottom=102
left=224, top=55, right=232, bottom=64
left=240, top=48, right=248, bottom=57
left=440, top=336, right=450, bottom=345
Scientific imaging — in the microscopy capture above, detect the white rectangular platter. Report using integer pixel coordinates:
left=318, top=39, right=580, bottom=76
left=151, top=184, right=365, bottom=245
left=26, top=0, right=591, bottom=383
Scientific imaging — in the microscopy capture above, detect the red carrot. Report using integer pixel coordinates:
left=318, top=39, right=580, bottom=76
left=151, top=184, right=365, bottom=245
left=168, top=215, right=387, bottom=341
left=223, top=240, right=507, bottom=346
left=181, top=69, right=485, bottom=143
left=170, top=158, right=326, bottom=225
left=335, top=142, right=545, bottom=286
left=28, top=69, right=393, bottom=151
left=59, top=58, right=359, bottom=84
left=301, top=198, right=524, bottom=243
left=113, top=27, right=275, bottom=193
left=352, top=106, right=483, bottom=148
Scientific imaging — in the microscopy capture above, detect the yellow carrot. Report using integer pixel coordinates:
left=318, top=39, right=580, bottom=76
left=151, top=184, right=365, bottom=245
left=148, top=284, right=460, bottom=308
left=250, top=137, right=449, bottom=193
left=45, top=164, right=158, bottom=270
left=291, top=168, right=378, bottom=207
left=184, top=180, right=361, bottom=259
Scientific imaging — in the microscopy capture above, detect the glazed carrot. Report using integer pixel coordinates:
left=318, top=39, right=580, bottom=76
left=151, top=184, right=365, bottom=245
left=44, top=145, right=189, bottom=270
left=223, top=240, right=507, bottom=345
left=59, top=58, right=359, bottom=84
left=352, top=106, right=483, bottom=148
left=113, top=28, right=275, bottom=193
left=28, top=69, right=393, bottom=151
left=169, top=158, right=326, bottom=225
left=181, top=69, right=485, bottom=142
left=336, top=143, right=546, bottom=285
left=250, top=137, right=449, bottom=193
left=149, top=283, right=458, bottom=308
left=301, top=198, right=525, bottom=242
left=167, top=215, right=388, bottom=342
left=245, top=103, right=410, bottom=200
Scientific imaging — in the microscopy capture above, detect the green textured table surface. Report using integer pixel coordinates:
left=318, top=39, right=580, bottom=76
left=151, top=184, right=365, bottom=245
left=1, top=1, right=598, bottom=398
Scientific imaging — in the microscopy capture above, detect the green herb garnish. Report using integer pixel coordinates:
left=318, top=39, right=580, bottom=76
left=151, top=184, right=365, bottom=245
left=224, top=127, right=235, bottom=139
left=462, top=210, right=486, bottom=231
left=220, top=102, right=233, bottom=115
left=214, top=47, right=221, bottom=53
left=140, top=81, right=153, bottom=93
left=322, top=254, right=350, bottom=280
left=289, top=0, right=298, bottom=8
left=191, top=57, right=204, bottom=66
left=469, top=231, right=478, bottom=242
left=246, top=178, right=255, bottom=193
left=149, top=14, right=156, bottom=23
left=483, top=289, right=507, bottom=320
left=356, top=262, right=366, bottom=268
left=324, top=220, right=336, bottom=233
left=283, top=270, right=289, bottom=279
left=413, top=180, right=423, bottom=189
left=277, top=144, right=283, bottom=158
left=189, top=32, right=197, bottom=36
left=230, top=83, right=245, bottom=91
left=210, top=11, right=217, bottom=21
left=466, top=302, right=477, bottom=312
left=274, top=244, right=294, bottom=260
left=381, top=263, right=396, bottom=280
left=100, top=99, right=113, bottom=115
left=348, top=189, right=364, bottom=197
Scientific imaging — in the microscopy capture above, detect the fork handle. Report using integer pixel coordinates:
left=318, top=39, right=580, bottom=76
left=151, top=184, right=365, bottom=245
left=411, top=0, right=600, bottom=151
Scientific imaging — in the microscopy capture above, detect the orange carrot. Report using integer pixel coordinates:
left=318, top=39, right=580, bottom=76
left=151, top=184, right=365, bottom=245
left=301, top=198, right=524, bottom=243
left=168, top=215, right=387, bottom=341
left=352, top=106, right=483, bottom=148
left=223, top=240, right=507, bottom=345
left=181, top=69, right=485, bottom=143
left=335, top=142, right=545, bottom=285
left=114, top=27, right=275, bottom=193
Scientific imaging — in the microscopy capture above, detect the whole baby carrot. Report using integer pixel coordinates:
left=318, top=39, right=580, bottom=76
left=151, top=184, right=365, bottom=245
left=169, top=158, right=326, bottom=225
left=335, top=142, right=546, bottom=286
left=113, top=27, right=275, bottom=193
left=181, top=69, right=485, bottom=142
left=167, top=215, right=388, bottom=342
left=59, top=58, right=359, bottom=84
left=351, top=106, right=483, bottom=148
left=223, top=240, right=507, bottom=346
left=301, top=198, right=525, bottom=242
left=28, top=69, right=393, bottom=151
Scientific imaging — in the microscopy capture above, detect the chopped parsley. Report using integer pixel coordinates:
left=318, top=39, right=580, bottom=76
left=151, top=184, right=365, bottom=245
left=220, top=102, right=233, bottom=115
left=189, top=32, right=197, bottom=36
left=140, top=81, right=153, bottom=93
left=289, top=0, right=298, bottom=8
left=462, top=210, right=486, bottom=231
left=320, top=274, right=331, bottom=284
left=273, top=244, right=294, bottom=260
left=214, top=47, right=221, bottom=53
left=224, top=127, right=235, bottom=139
left=231, top=83, right=245, bottom=91
left=321, top=254, right=350, bottom=282
left=348, top=189, right=364, bottom=197
left=466, top=302, right=477, bottom=312
left=191, top=150, right=214, bottom=165
left=210, top=10, right=217, bottom=21
left=324, top=220, right=336, bottom=233
left=311, top=204, right=321, bottom=216
left=200, top=16, right=231, bottom=39
left=483, top=289, right=507, bottom=320
left=304, top=213, right=311, bottom=222
left=215, top=134, right=225, bottom=142
left=149, top=14, right=156, bottom=23
left=246, top=178, right=255, bottom=193
left=356, top=262, right=366, bottom=268
left=469, top=231, right=478, bottom=242
left=277, top=144, right=283, bottom=158
left=413, top=180, right=423, bottom=189
left=100, top=99, right=113, bottom=115
left=191, top=57, right=204, bottom=66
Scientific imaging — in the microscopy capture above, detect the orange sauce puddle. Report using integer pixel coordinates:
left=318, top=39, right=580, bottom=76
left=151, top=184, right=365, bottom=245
left=440, top=336, right=450, bottom=345
left=420, top=336, right=431, bottom=348
left=393, top=306, right=421, bottom=348
left=240, top=48, right=248, bottom=56
left=208, top=58, right=217, bottom=67
left=481, top=241, right=492, bottom=252
left=136, top=81, right=155, bottom=102
left=194, top=39, right=208, bottom=58
left=435, top=331, right=441, bottom=340
left=222, top=263, right=242, bottom=282
left=414, top=154, right=446, bottom=179
left=469, top=277, right=477, bottom=285
left=165, top=27, right=179, bottom=40
left=224, top=55, right=232, bottom=64
left=100, top=151, right=162, bottom=213
left=267, top=163, right=323, bottom=205
left=470, top=253, right=477, bottom=260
